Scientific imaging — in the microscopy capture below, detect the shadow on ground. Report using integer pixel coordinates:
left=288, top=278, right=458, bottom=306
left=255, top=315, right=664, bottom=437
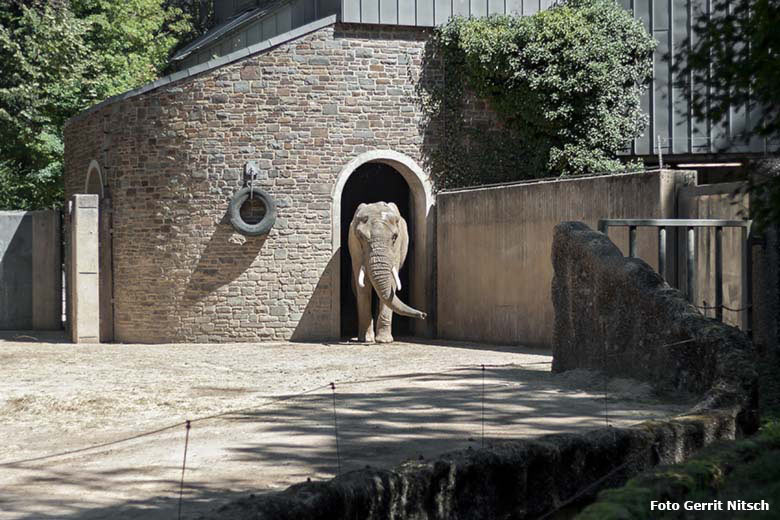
left=0, top=330, right=68, bottom=344
left=1, top=365, right=685, bottom=520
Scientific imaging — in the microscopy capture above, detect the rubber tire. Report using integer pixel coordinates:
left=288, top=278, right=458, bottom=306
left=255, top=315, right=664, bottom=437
left=229, top=186, right=277, bottom=236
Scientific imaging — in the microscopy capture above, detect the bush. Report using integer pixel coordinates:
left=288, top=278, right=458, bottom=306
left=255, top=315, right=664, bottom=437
left=421, top=0, right=655, bottom=189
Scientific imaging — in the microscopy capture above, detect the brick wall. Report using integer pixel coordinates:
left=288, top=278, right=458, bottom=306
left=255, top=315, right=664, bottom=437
left=64, top=23, right=460, bottom=343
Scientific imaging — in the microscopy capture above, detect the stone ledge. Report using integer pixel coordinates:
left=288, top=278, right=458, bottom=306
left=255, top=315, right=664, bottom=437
left=198, top=411, right=739, bottom=520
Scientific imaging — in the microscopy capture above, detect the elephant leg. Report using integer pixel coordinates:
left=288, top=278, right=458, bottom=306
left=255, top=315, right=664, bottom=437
left=375, top=300, right=394, bottom=343
left=356, top=279, right=375, bottom=343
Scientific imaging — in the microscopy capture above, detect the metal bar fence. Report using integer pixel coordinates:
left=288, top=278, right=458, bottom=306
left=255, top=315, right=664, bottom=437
left=598, top=218, right=753, bottom=333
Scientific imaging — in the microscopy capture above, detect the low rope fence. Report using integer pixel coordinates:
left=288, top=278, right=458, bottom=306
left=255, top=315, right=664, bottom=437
left=0, top=356, right=693, bottom=519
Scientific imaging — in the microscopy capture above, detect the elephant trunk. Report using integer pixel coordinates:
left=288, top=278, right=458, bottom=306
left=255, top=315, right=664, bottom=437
left=367, top=244, right=427, bottom=320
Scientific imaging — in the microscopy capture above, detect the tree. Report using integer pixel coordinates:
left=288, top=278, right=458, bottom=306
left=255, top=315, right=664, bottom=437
left=673, top=0, right=780, bottom=229
left=0, top=2, right=91, bottom=208
left=0, top=0, right=208, bottom=210
left=422, top=0, right=655, bottom=189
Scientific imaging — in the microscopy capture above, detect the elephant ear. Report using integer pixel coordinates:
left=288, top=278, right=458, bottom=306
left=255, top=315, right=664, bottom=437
left=387, top=202, right=400, bottom=216
left=399, top=215, right=409, bottom=267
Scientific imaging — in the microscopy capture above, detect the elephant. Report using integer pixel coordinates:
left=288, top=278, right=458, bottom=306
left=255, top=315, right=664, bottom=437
left=347, top=201, right=426, bottom=343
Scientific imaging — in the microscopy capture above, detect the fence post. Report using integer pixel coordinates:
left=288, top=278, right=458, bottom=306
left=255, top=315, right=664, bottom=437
left=481, top=365, right=485, bottom=448
left=178, top=420, right=191, bottom=520
left=628, top=226, right=637, bottom=258
left=742, top=225, right=752, bottom=334
left=715, top=226, right=723, bottom=321
left=657, top=226, right=667, bottom=280
left=330, top=382, right=341, bottom=475
left=686, top=226, right=696, bottom=303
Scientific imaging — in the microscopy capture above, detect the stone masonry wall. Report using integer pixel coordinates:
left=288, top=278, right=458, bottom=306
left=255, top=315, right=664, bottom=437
left=64, top=22, right=479, bottom=343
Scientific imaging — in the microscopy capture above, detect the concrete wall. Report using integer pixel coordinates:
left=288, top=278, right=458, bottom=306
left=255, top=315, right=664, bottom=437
left=749, top=159, right=780, bottom=355
left=436, top=170, right=696, bottom=347
left=0, top=210, right=61, bottom=330
left=63, top=23, right=468, bottom=343
left=677, top=182, right=749, bottom=329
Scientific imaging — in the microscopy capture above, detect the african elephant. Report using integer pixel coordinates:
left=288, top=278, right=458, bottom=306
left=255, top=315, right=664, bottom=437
left=348, top=202, right=426, bottom=343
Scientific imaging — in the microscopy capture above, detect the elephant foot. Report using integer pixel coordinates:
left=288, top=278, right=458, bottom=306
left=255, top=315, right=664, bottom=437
left=359, top=332, right=375, bottom=343
left=375, top=332, right=394, bottom=344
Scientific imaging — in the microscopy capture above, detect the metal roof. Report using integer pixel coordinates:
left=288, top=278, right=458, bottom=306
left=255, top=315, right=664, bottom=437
left=65, top=15, right=339, bottom=127
left=171, top=0, right=294, bottom=62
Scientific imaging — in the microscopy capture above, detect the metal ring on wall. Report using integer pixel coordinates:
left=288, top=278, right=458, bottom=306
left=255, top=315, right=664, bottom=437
left=228, top=186, right=277, bottom=236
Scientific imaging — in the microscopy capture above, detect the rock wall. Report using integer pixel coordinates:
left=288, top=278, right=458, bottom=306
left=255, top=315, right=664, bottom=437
left=199, top=411, right=740, bottom=520
left=551, top=222, right=758, bottom=429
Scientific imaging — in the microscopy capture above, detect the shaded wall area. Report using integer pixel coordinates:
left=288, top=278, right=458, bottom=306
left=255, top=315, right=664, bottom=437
left=0, top=210, right=61, bottom=330
left=677, top=182, right=749, bottom=329
left=436, top=170, right=696, bottom=347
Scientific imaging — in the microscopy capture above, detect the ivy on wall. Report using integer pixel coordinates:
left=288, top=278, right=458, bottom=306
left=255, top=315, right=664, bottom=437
left=418, top=0, right=656, bottom=190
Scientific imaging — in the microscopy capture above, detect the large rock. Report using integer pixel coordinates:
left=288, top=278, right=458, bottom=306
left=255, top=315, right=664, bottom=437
left=551, top=221, right=757, bottom=428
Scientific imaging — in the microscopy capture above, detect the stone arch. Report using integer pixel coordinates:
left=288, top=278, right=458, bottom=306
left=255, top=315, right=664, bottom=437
left=84, top=159, right=105, bottom=198
left=331, top=150, right=435, bottom=338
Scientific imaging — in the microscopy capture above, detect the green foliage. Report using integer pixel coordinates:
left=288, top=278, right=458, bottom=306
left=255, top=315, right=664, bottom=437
left=421, top=0, right=655, bottom=189
left=744, top=160, right=780, bottom=233
left=577, top=417, right=780, bottom=519
left=0, top=0, right=206, bottom=210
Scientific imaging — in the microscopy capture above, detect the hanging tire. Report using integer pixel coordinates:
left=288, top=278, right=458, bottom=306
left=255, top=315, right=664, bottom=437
left=229, top=186, right=277, bottom=236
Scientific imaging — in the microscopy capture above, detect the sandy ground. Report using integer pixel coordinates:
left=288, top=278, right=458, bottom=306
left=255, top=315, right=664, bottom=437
left=0, top=332, right=689, bottom=520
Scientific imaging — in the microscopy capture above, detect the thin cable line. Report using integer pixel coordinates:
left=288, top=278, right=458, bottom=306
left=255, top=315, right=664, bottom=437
left=1, top=362, right=536, bottom=467
left=0, top=422, right=186, bottom=467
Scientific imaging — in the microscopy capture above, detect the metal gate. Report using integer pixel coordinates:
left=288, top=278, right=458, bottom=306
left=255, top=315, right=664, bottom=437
left=599, top=218, right=753, bottom=334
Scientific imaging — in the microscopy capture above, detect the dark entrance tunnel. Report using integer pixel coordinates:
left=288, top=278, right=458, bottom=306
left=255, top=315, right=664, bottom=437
left=340, top=162, right=413, bottom=339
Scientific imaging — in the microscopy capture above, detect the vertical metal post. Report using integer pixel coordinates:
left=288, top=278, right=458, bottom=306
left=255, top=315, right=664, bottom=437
left=715, top=226, right=723, bottom=322
left=657, top=135, right=664, bottom=168
left=481, top=365, right=485, bottom=448
left=597, top=220, right=607, bottom=234
left=330, top=382, right=341, bottom=475
left=741, top=226, right=752, bottom=334
left=687, top=226, right=696, bottom=303
left=628, top=226, right=637, bottom=258
left=658, top=226, right=667, bottom=280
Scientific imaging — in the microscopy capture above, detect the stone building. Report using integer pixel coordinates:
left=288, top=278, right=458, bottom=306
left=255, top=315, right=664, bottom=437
left=64, top=16, right=445, bottom=343
left=64, top=0, right=775, bottom=343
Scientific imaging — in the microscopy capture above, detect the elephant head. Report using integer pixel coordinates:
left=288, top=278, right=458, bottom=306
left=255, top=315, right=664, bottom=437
left=348, top=202, right=426, bottom=326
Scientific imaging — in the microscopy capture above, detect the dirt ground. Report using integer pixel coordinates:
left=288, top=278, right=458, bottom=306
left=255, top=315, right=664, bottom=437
left=0, top=332, right=689, bottom=520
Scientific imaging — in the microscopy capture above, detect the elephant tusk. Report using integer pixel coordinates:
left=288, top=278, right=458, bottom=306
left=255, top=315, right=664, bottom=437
left=392, top=267, right=401, bottom=291
left=358, top=266, right=366, bottom=288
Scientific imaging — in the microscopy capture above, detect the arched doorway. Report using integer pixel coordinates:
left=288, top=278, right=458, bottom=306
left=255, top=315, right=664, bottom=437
left=331, top=150, right=435, bottom=340
left=339, top=163, right=412, bottom=338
